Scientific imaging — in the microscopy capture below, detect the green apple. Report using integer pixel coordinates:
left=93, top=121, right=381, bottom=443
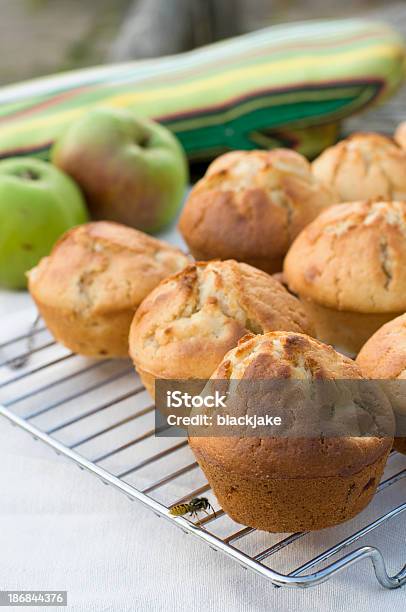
left=0, top=157, right=88, bottom=289
left=52, top=108, right=188, bottom=233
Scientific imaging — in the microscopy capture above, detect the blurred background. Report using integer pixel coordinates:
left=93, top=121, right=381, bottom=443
left=1, top=0, right=405, bottom=86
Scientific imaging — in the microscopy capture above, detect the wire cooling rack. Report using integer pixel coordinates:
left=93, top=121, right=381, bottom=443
left=0, top=319, right=405, bottom=591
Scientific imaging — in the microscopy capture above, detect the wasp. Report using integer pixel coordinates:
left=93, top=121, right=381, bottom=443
left=169, top=497, right=215, bottom=525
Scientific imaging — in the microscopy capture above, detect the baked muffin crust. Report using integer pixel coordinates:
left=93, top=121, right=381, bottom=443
left=189, top=331, right=393, bottom=531
left=28, top=221, right=189, bottom=357
left=191, top=332, right=392, bottom=479
left=179, top=149, right=336, bottom=273
left=313, top=132, right=406, bottom=202
left=129, top=260, right=314, bottom=384
left=357, top=313, right=406, bottom=454
left=284, top=200, right=406, bottom=314
left=357, top=313, right=406, bottom=379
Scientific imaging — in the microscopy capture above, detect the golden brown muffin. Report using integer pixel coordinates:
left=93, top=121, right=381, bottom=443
left=284, top=200, right=406, bottom=355
left=28, top=221, right=189, bottom=357
left=178, top=149, right=336, bottom=273
left=313, top=132, right=406, bottom=202
left=394, top=122, right=406, bottom=151
left=357, top=313, right=406, bottom=455
left=189, top=331, right=393, bottom=532
left=129, top=259, right=314, bottom=397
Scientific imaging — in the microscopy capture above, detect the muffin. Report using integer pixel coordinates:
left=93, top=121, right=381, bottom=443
left=28, top=221, right=189, bottom=357
left=357, top=313, right=406, bottom=455
left=129, top=259, right=314, bottom=397
left=284, top=200, right=406, bottom=355
left=394, top=122, right=406, bottom=151
left=189, top=331, right=393, bottom=532
left=178, top=149, right=336, bottom=273
left=313, top=132, right=406, bottom=202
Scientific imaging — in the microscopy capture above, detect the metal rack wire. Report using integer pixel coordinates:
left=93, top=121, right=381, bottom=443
left=0, top=322, right=405, bottom=590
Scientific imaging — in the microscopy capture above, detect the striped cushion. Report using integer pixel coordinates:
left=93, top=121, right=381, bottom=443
left=0, top=18, right=404, bottom=161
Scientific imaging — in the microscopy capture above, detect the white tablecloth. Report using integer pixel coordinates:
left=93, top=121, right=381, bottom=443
left=0, top=226, right=405, bottom=612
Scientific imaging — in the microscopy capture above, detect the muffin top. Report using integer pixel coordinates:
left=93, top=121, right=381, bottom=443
left=357, top=313, right=406, bottom=380
left=313, top=132, right=406, bottom=202
left=189, top=331, right=393, bottom=479
left=129, top=260, right=314, bottom=380
left=178, top=149, right=335, bottom=265
left=28, top=221, right=189, bottom=316
left=284, top=200, right=406, bottom=313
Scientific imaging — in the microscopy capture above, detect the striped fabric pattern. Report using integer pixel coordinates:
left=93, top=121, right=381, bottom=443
left=0, top=18, right=404, bottom=161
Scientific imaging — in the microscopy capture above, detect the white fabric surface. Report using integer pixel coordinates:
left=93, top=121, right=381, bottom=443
left=0, top=226, right=405, bottom=612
